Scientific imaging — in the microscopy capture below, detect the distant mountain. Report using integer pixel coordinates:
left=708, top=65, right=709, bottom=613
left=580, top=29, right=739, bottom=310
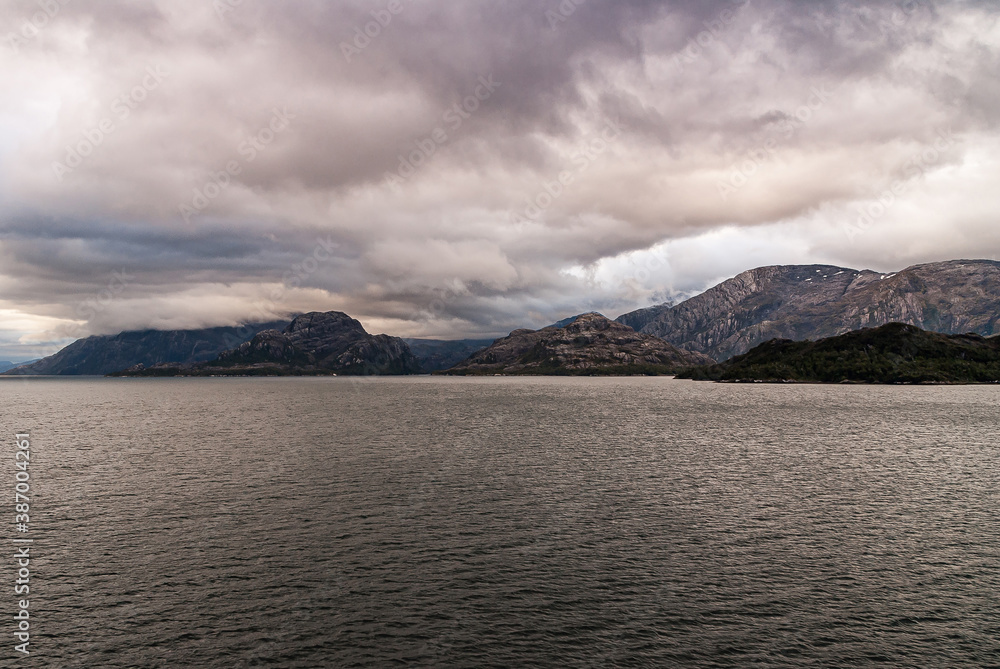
left=677, top=323, right=1000, bottom=384
left=443, top=313, right=715, bottom=375
left=113, top=311, right=420, bottom=376
left=0, top=361, right=38, bottom=373
left=4, top=323, right=288, bottom=376
left=404, top=315, right=588, bottom=372
left=617, top=260, right=1000, bottom=361
left=403, top=339, right=495, bottom=372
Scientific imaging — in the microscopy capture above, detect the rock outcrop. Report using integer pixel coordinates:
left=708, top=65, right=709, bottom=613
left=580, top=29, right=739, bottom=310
left=443, top=313, right=715, bottom=375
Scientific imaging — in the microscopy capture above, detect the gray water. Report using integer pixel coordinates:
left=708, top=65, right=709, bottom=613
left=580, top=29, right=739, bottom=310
left=1, top=377, right=998, bottom=667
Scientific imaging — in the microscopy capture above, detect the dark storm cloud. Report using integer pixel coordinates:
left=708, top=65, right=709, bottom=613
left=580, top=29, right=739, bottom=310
left=1, top=0, right=999, bottom=357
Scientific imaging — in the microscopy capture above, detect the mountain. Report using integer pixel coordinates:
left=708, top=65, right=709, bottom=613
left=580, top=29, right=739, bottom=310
left=402, top=316, right=590, bottom=372
left=112, top=311, right=420, bottom=376
left=403, top=339, right=495, bottom=372
left=0, top=361, right=38, bottom=373
left=548, top=315, right=585, bottom=329
left=443, top=313, right=715, bottom=375
left=4, top=323, right=288, bottom=376
left=677, top=323, right=1000, bottom=384
left=617, top=260, right=1000, bottom=361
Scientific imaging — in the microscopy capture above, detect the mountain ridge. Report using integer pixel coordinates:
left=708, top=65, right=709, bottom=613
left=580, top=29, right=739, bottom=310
left=3, top=322, right=289, bottom=376
left=403, top=338, right=495, bottom=372
left=8, top=258, right=1000, bottom=375
left=443, top=312, right=715, bottom=375
left=111, top=311, right=421, bottom=376
left=617, top=259, right=1000, bottom=361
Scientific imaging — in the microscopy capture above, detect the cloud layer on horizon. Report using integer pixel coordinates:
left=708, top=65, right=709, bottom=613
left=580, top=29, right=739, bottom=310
left=1, top=0, right=999, bottom=358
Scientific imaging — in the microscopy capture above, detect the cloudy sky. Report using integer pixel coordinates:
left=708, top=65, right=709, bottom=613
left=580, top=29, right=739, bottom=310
left=1, top=0, right=999, bottom=359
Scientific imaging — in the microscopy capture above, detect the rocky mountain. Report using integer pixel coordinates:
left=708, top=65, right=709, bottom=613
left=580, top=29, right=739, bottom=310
left=113, top=311, right=420, bottom=376
left=617, top=260, right=1000, bottom=361
left=678, top=323, right=1000, bottom=384
left=403, top=339, right=495, bottom=372
left=4, top=322, right=288, bottom=376
left=443, top=313, right=715, bottom=375
left=548, top=315, right=584, bottom=329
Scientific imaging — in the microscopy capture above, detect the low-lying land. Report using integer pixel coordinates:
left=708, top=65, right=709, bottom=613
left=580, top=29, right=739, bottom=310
left=677, top=323, right=1000, bottom=384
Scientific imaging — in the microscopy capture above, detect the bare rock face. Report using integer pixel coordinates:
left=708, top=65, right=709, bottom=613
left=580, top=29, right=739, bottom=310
left=443, top=313, right=715, bottom=375
left=617, top=260, right=1000, bottom=361
left=217, top=330, right=312, bottom=366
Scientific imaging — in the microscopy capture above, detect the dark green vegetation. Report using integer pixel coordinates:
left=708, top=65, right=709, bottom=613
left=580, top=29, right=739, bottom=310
left=677, top=323, right=1000, bottom=384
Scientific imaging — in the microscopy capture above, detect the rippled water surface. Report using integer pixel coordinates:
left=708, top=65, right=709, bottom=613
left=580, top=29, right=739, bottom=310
left=1, top=377, right=998, bottom=667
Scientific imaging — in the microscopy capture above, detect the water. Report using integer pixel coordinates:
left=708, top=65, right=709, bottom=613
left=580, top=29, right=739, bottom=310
left=1, top=377, right=998, bottom=667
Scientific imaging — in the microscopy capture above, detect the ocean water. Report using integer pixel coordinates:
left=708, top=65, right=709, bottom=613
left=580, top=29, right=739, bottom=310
left=1, top=377, right=998, bottom=667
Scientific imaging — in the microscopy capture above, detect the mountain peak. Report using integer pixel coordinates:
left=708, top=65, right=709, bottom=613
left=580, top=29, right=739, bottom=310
left=444, top=312, right=714, bottom=375
left=562, top=312, right=630, bottom=334
left=285, top=311, right=366, bottom=335
left=617, top=259, right=1000, bottom=361
left=114, top=310, right=420, bottom=376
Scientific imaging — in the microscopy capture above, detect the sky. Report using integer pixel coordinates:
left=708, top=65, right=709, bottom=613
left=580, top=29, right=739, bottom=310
left=1, top=0, right=999, bottom=359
